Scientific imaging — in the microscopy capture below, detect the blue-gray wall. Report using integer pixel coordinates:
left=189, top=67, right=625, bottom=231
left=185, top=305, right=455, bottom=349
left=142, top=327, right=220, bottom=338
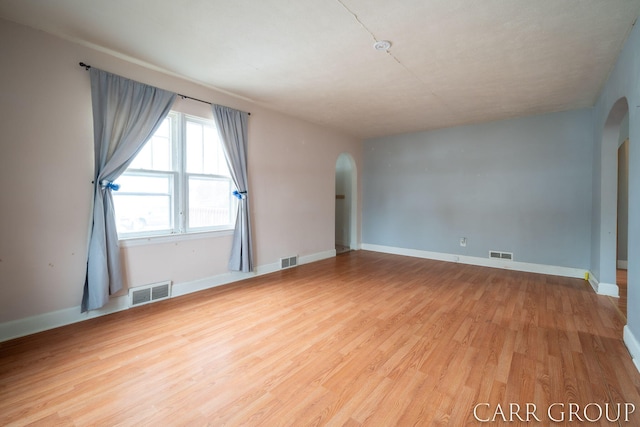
left=590, top=19, right=639, bottom=349
left=363, top=109, right=593, bottom=269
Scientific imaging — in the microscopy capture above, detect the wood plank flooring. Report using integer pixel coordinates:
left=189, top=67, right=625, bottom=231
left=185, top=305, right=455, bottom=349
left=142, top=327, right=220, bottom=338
left=615, top=269, right=628, bottom=320
left=1, top=251, right=638, bottom=426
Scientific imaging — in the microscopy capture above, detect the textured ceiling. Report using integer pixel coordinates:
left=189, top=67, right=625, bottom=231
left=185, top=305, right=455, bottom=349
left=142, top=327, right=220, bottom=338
left=1, top=0, right=639, bottom=139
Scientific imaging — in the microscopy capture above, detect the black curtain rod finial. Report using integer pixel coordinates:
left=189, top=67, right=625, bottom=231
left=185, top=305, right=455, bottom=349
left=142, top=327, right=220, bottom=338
left=79, top=62, right=91, bottom=70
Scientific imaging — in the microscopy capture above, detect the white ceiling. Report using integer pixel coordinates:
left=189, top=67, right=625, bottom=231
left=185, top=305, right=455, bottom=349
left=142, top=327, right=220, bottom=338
left=1, top=0, right=639, bottom=139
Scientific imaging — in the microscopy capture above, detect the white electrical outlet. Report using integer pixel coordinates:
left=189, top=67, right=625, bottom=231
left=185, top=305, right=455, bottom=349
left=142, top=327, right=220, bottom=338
left=459, top=237, right=467, bottom=247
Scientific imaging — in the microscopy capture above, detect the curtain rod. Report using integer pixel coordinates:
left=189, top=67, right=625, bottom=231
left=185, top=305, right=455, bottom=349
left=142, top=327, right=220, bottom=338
left=79, top=62, right=250, bottom=115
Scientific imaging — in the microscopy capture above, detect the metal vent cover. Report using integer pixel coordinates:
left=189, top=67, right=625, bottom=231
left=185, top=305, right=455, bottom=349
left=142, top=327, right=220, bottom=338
left=131, top=288, right=151, bottom=306
left=489, top=251, right=513, bottom=261
left=129, top=281, right=172, bottom=307
left=152, top=283, right=170, bottom=300
left=280, top=255, right=298, bottom=269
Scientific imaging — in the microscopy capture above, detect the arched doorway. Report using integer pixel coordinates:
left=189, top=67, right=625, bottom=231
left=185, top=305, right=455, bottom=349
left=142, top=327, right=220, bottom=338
left=617, top=117, right=630, bottom=316
left=598, top=97, right=629, bottom=299
left=335, top=153, right=357, bottom=254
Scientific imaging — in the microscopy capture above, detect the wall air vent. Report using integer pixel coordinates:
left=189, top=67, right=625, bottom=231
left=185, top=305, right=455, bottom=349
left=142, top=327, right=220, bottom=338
left=489, top=251, right=513, bottom=261
left=280, top=255, right=298, bottom=269
left=129, top=281, right=172, bottom=307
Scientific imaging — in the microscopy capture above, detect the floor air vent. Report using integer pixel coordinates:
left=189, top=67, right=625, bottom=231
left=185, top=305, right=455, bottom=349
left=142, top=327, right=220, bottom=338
left=490, top=251, right=513, bottom=261
left=129, top=281, right=172, bottom=307
left=280, top=255, right=298, bottom=269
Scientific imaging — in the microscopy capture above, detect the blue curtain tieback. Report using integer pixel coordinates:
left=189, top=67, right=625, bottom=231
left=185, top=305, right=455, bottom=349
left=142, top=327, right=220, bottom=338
left=233, top=190, right=247, bottom=200
left=100, top=180, right=120, bottom=191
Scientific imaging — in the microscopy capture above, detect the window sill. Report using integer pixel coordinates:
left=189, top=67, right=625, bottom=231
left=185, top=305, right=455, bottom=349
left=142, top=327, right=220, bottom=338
left=119, top=229, right=234, bottom=248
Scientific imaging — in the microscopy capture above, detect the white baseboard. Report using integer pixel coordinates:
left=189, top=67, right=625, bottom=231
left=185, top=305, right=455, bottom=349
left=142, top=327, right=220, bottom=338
left=624, top=325, right=640, bottom=374
left=0, top=249, right=337, bottom=343
left=597, top=282, right=619, bottom=298
left=587, top=274, right=619, bottom=297
left=171, top=249, right=337, bottom=298
left=171, top=271, right=256, bottom=298
left=361, top=243, right=588, bottom=279
left=301, top=249, right=337, bottom=264
left=0, top=295, right=129, bottom=344
left=618, top=260, right=628, bottom=270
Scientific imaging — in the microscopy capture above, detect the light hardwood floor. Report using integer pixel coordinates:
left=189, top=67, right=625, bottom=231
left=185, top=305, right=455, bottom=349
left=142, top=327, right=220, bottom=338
left=1, top=251, right=638, bottom=426
left=615, top=269, right=628, bottom=321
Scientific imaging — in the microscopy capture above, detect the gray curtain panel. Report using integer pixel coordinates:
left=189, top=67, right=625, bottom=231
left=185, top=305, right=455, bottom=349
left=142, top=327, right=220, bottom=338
left=82, top=68, right=176, bottom=312
left=212, top=105, right=253, bottom=272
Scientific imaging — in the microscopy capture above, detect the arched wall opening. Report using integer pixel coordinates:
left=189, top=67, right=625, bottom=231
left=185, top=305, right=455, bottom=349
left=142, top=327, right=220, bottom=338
left=597, top=97, right=629, bottom=298
left=335, top=153, right=358, bottom=253
left=617, top=116, right=630, bottom=315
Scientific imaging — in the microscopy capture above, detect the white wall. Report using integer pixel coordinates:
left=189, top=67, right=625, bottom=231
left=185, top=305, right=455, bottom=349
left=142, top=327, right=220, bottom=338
left=0, top=19, right=361, bottom=328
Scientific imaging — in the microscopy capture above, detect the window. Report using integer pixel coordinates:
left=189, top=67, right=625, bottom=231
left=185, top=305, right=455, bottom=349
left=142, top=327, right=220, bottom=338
left=113, top=112, right=236, bottom=237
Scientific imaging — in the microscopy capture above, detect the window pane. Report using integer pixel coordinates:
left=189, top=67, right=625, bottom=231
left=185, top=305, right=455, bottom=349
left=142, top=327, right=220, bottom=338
left=216, top=143, right=230, bottom=177
left=203, top=126, right=216, bottom=175
left=114, top=174, right=170, bottom=194
left=150, top=134, right=170, bottom=170
left=155, top=117, right=170, bottom=138
left=129, top=143, right=152, bottom=170
left=128, top=117, right=172, bottom=171
left=187, top=119, right=229, bottom=176
left=203, top=126, right=230, bottom=175
left=186, top=121, right=203, bottom=174
left=188, top=176, right=234, bottom=228
left=113, top=174, right=173, bottom=234
left=113, top=194, right=172, bottom=234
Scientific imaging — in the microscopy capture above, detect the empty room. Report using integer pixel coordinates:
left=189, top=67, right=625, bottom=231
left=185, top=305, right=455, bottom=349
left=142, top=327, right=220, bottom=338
left=1, top=1, right=639, bottom=425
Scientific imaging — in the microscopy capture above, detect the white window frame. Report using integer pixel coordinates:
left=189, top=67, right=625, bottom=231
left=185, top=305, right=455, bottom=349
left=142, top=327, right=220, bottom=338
left=114, top=111, right=236, bottom=240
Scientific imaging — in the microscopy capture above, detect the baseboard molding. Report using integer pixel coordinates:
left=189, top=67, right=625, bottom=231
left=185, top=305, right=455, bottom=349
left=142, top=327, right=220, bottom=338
left=171, top=271, right=256, bottom=298
left=0, top=295, right=129, bottom=344
left=587, top=275, right=598, bottom=293
left=301, top=249, right=337, bottom=264
left=597, top=282, right=619, bottom=298
left=172, top=249, right=337, bottom=298
left=624, top=325, right=640, bottom=374
left=361, top=243, right=588, bottom=279
left=586, top=273, right=619, bottom=297
left=618, top=260, right=628, bottom=270
left=0, top=249, right=337, bottom=343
